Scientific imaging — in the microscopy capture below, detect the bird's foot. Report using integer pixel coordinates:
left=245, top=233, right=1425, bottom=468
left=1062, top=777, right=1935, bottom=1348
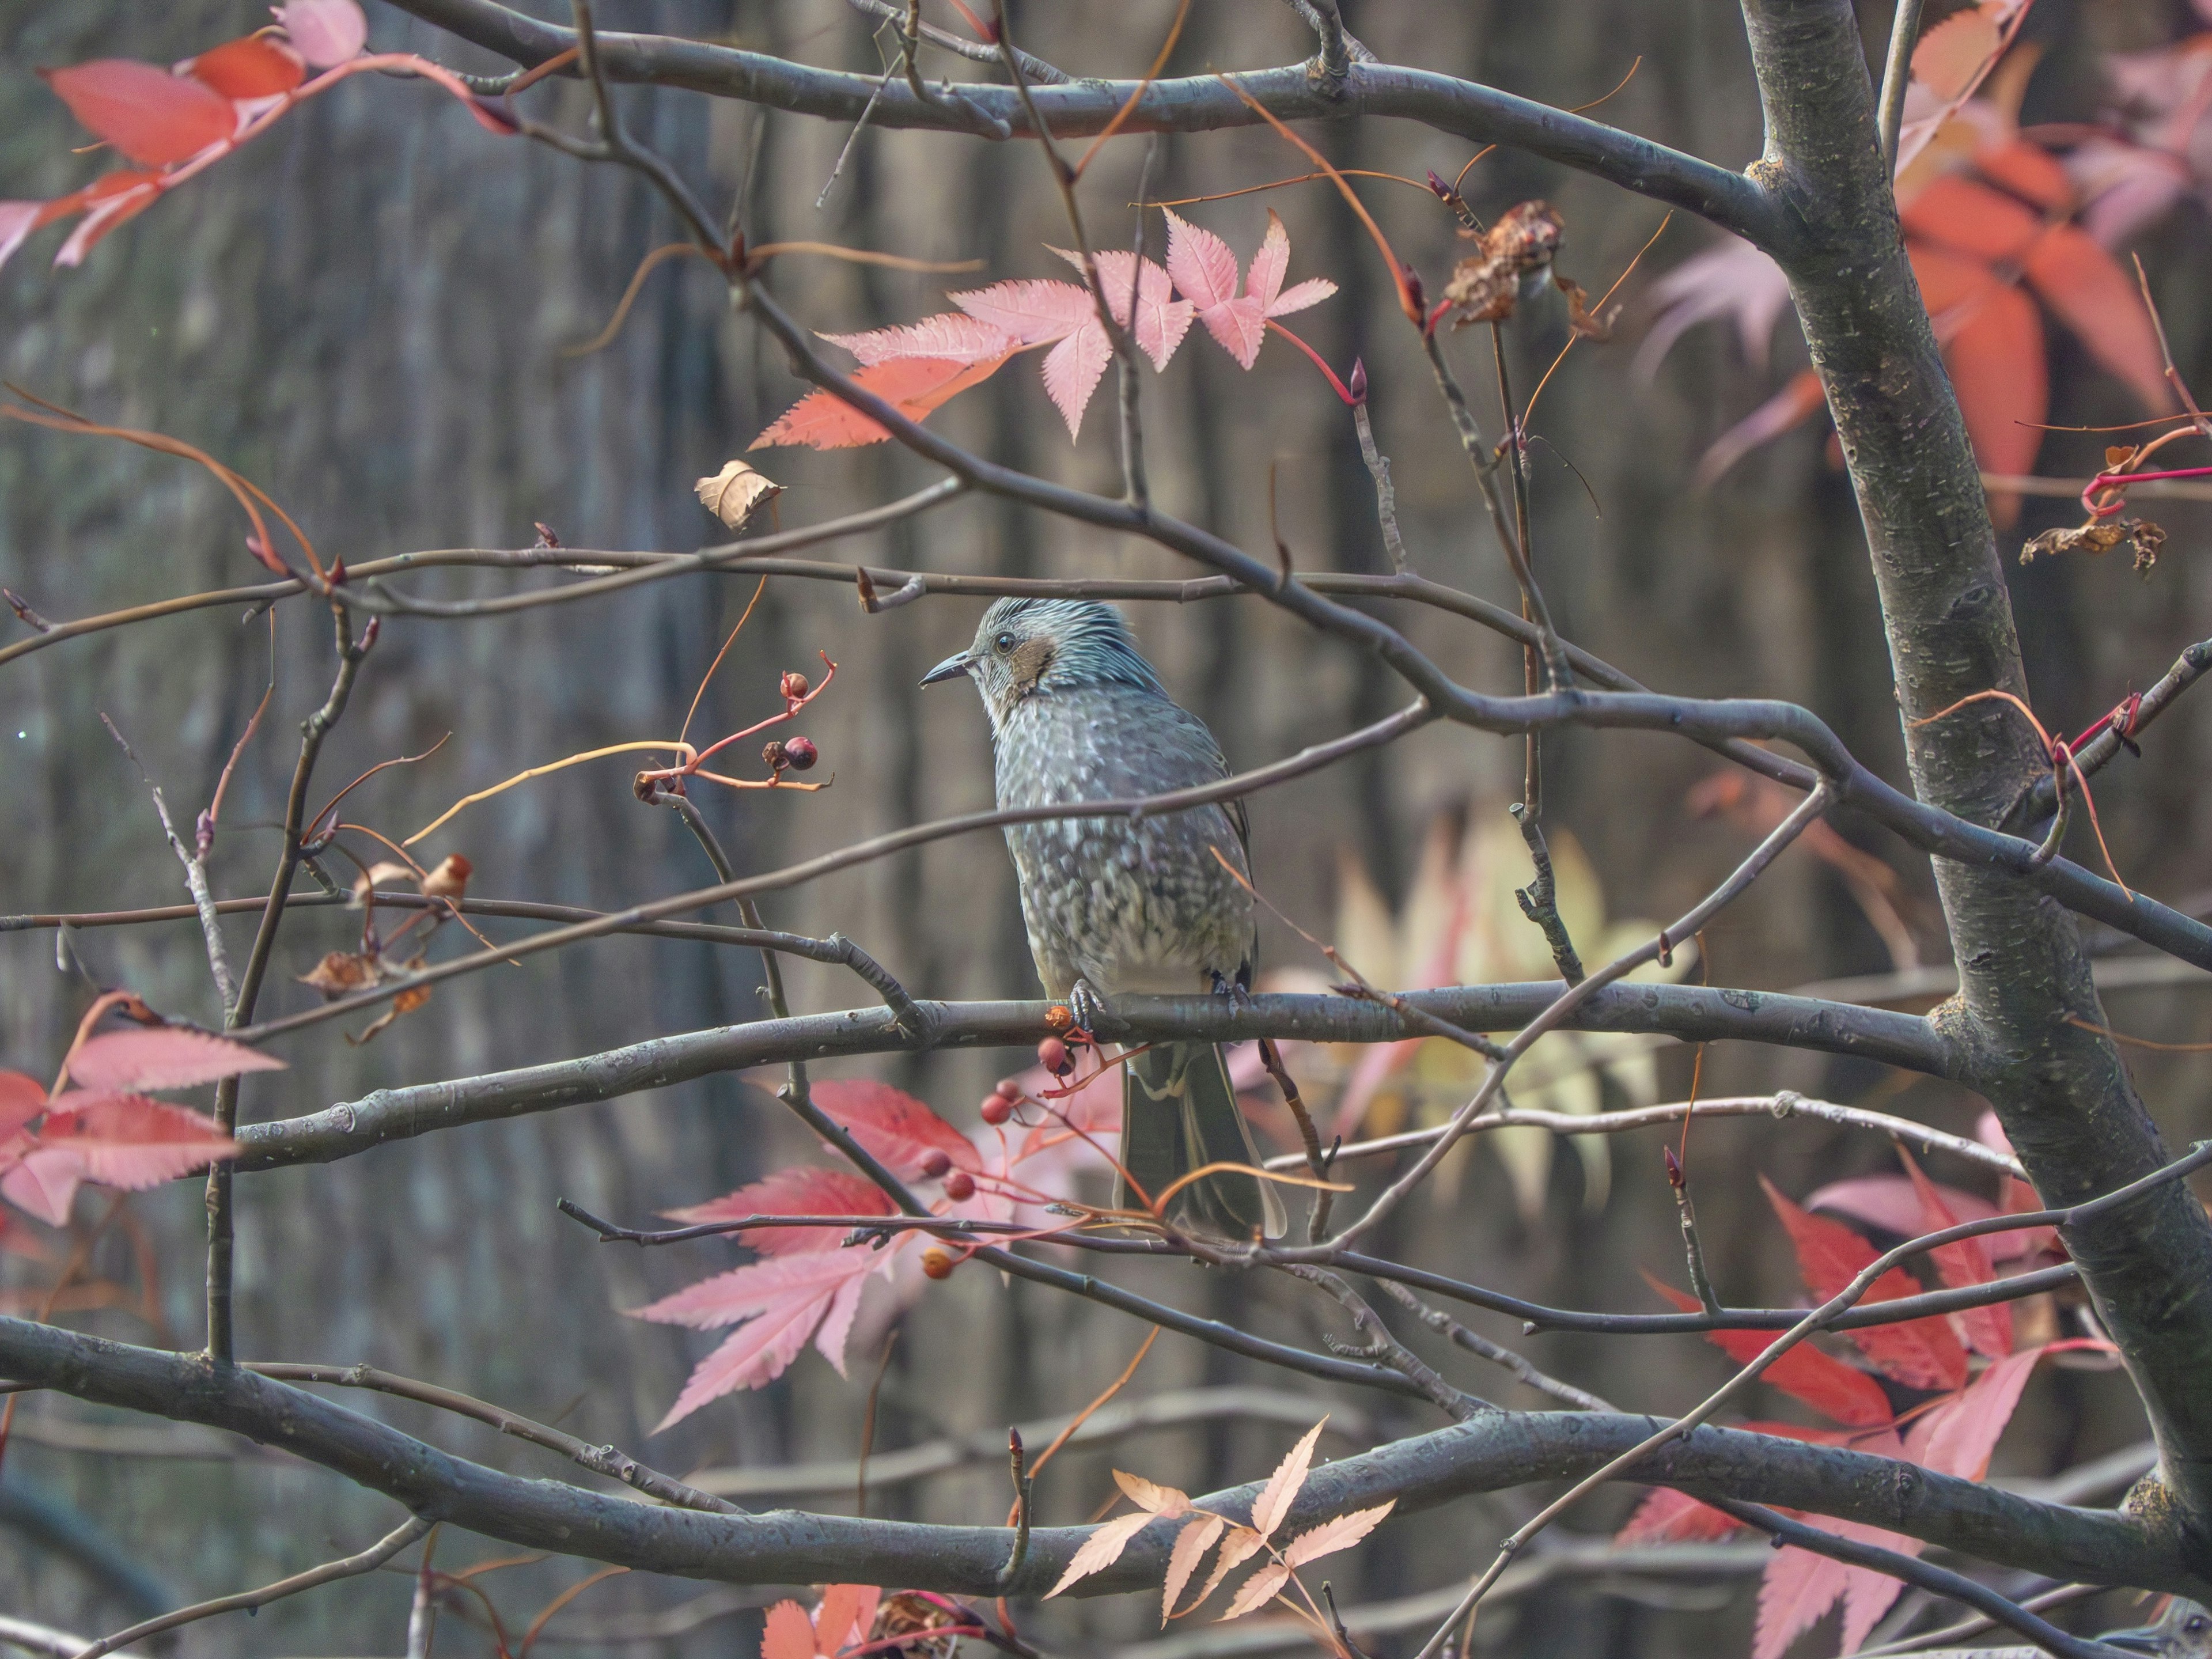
left=1210, top=968, right=1254, bottom=1011
left=1069, top=978, right=1111, bottom=1043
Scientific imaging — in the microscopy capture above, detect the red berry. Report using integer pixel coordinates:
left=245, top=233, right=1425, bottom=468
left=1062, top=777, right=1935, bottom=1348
left=918, top=1149, right=953, bottom=1179
left=980, top=1095, right=1013, bottom=1126
left=781, top=670, right=811, bottom=700
left=944, top=1171, right=976, bottom=1202
left=922, top=1247, right=954, bottom=1280
left=994, top=1078, right=1023, bottom=1103
left=783, top=736, right=819, bottom=771
left=1037, top=1036, right=1071, bottom=1076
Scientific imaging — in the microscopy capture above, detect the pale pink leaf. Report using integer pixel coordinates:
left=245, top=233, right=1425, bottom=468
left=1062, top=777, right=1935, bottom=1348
left=65, top=1027, right=285, bottom=1092
left=666, top=1167, right=894, bottom=1256
left=948, top=279, right=1095, bottom=347
left=1040, top=327, right=1113, bottom=440
left=813, top=1584, right=882, bottom=1656
left=1162, top=1513, right=1226, bottom=1623
left=1615, top=1486, right=1743, bottom=1546
left=1194, top=1527, right=1265, bottom=1608
left=28, top=1094, right=237, bottom=1191
left=1808, top=1169, right=2037, bottom=1262
left=52, top=179, right=163, bottom=271
left=650, top=1293, right=833, bottom=1430
left=1218, top=1562, right=1293, bottom=1622
left=1249, top=1418, right=1326, bottom=1541
left=1755, top=1542, right=1847, bottom=1659
left=1247, top=211, right=1290, bottom=308
left=1044, top=1510, right=1155, bottom=1598
left=0, top=203, right=44, bottom=274
left=813, top=1080, right=983, bottom=1177
left=822, top=312, right=1017, bottom=366
left=275, top=0, right=369, bottom=69
left=810, top=1264, right=869, bottom=1377
left=1908, top=1346, right=2045, bottom=1480
left=1266, top=276, right=1336, bottom=319
left=1115, top=1470, right=1191, bottom=1518
left=628, top=1248, right=874, bottom=1331
left=1163, top=210, right=1238, bottom=306
left=2, top=1154, right=84, bottom=1227
left=0, top=1072, right=44, bottom=1140
left=1082, top=251, right=1195, bottom=369
left=1282, top=1501, right=1393, bottom=1567
left=763, top=1600, right=816, bottom=1659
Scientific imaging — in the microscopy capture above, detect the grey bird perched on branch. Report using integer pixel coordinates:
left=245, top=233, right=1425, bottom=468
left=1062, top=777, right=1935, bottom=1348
left=923, top=598, right=1286, bottom=1239
left=1900, top=1599, right=2211, bottom=1658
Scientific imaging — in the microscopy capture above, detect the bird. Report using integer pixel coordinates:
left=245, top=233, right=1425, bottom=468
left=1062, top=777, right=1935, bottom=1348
left=1897, top=1599, right=2210, bottom=1659
left=922, top=597, right=1286, bottom=1240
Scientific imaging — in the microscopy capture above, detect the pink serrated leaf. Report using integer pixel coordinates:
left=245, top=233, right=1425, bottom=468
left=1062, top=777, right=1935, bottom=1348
left=824, top=312, right=1017, bottom=366
left=2, top=1154, right=84, bottom=1226
left=763, top=1601, right=816, bottom=1659
left=1218, top=1562, right=1293, bottom=1622
left=28, top=1094, right=237, bottom=1191
left=666, top=1166, right=894, bottom=1256
left=1763, top=1175, right=1967, bottom=1391
left=1163, top=209, right=1240, bottom=308
left=1907, top=1345, right=2045, bottom=1480
left=649, top=1291, right=834, bottom=1430
left=1085, top=251, right=1194, bottom=370
left=813, top=1080, right=983, bottom=1178
left=1162, top=1513, right=1226, bottom=1623
left=1040, top=327, right=1113, bottom=440
left=810, top=1262, right=870, bottom=1377
left=1044, top=1509, right=1156, bottom=1598
left=1755, top=1538, right=1848, bottom=1659
left=948, top=279, right=1096, bottom=347
left=64, top=1027, right=285, bottom=1092
left=41, top=61, right=234, bottom=165
left=275, top=0, right=370, bottom=69
left=1115, top=1470, right=1191, bottom=1518
left=1245, top=211, right=1290, bottom=310
left=1249, top=1418, right=1326, bottom=1541
left=628, top=1248, right=874, bottom=1331
left=1898, top=1148, right=2012, bottom=1358
left=1266, top=276, right=1336, bottom=318
left=1282, top=1500, right=1393, bottom=1567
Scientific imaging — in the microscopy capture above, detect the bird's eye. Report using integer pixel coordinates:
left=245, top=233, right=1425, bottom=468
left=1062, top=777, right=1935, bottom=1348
left=2190, top=1618, right=2207, bottom=1634
left=994, top=632, right=1017, bottom=653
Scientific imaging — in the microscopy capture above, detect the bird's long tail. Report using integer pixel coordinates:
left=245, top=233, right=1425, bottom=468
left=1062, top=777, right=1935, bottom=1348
left=1118, top=1041, right=1286, bottom=1240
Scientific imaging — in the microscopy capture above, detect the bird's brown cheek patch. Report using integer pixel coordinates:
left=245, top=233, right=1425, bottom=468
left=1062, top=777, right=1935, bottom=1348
left=1010, top=638, right=1055, bottom=689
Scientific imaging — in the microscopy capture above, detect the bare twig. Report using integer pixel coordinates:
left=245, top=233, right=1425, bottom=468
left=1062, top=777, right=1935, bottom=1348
left=1664, top=1147, right=1724, bottom=1315
left=1508, top=802, right=1583, bottom=983
left=99, top=715, right=238, bottom=1014
left=1372, top=1279, right=1612, bottom=1411
left=67, top=1514, right=430, bottom=1659
left=842, top=0, right=1070, bottom=81
left=1287, top=1267, right=1488, bottom=1420
left=1876, top=0, right=1927, bottom=170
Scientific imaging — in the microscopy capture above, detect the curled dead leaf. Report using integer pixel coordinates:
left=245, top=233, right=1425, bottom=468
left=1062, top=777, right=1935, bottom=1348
left=420, top=852, right=472, bottom=901
left=696, top=459, right=785, bottom=531
left=349, top=861, right=415, bottom=908
left=345, top=978, right=430, bottom=1048
left=299, top=950, right=380, bottom=999
left=2020, top=516, right=2164, bottom=575
left=1555, top=274, right=1618, bottom=342
left=1442, top=202, right=1565, bottom=327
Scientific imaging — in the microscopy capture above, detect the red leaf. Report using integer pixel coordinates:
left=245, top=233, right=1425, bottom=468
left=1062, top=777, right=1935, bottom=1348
left=42, top=61, right=235, bottom=165
left=821, top=312, right=1016, bottom=366
left=750, top=353, right=1015, bottom=450
left=2022, top=224, right=2175, bottom=410
left=1755, top=1533, right=1847, bottom=1659
left=276, top=0, right=369, bottom=69
left=1902, top=175, right=2043, bottom=266
left=0, top=1072, right=44, bottom=1141
left=63, top=1027, right=285, bottom=1093
left=1615, top=1486, right=1742, bottom=1546
left=1906, top=1344, right=2044, bottom=1480
left=630, top=1248, right=880, bottom=1429
left=1647, top=1278, right=1895, bottom=1426
left=1693, top=366, right=1828, bottom=488
left=53, top=173, right=164, bottom=270
left=812, top=1585, right=882, bottom=1656
left=1897, top=1149, right=2012, bottom=1359
left=1974, top=139, right=2074, bottom=213
left=186, top=35, right=307, bottom=99
left=1, top=1093, right=237, bottom=1226
left=1160, top=210, right=1330, bottom=369
left=1807, top=1171, right=2039, bottom=1264
left=1911, top=6, right=2002, bottom=101
left=665, top=1166, right=894, bottom=1256
left=1763, top=1177, right=1968, bottom=1391
left=812, top=1080, right=982, bottom=1179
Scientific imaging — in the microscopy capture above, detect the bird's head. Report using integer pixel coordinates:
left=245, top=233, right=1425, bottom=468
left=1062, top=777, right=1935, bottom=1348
left=921, top=597, right=1163, bottom=732
left=2105, top=1600, right=2212, bottom=1658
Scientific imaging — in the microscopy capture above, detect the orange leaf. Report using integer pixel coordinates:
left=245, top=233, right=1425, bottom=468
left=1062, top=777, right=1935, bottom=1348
left=751, top=353, right=1014, bottom=450
left=1974, top=139, right=2074, bottom=212
left=1044, top=1509, right=1155, bottom=1598
left=1218, top=1562, right=1292, bottom=1622
left=1249, top=1418, right=1325, bottom=1541
left=763, top=1601, right=817, bottom=1659
left=42, top=60, right=236, bottom=165
left=1944, top=276, right=2046, bottom=523
left=1161, top=1513, right=1226, bottom=1622
left=812, top=1585, right=881, bottom=1656
left=1911, top=6, right=2002, bottom=101
left=1115, top=1471, right=1192, bottom=1518
left=2022, top=224, right=2175, bottom=410
left=1900, top=175, right=2042, bottom=266
left=187, top=35, right=308, bottom=99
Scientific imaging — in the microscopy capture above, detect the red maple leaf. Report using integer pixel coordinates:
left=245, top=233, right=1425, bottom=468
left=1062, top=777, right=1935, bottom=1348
left=813, top=1079, right=983, bottom=1179
left=1161, top=208, right=1335, bottom=370
left=0, top=1092, right=237, bottom=1226
left=1762, top=1176, right=1968, bottom=1392
left=1646, top=1278, right=1895, bottom=1426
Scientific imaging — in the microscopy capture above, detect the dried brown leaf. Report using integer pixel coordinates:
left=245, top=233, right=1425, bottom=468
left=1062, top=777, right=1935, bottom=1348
left=1442, top=201, right=1565, bottom=327
left=1115, top=1470, right=1191, bottom=1518
left=300, top=950, right=381, bottom=998
left=695, top=459, right=785, bottom=530
left=1282, top=1500, right=1394, bottom=1567
left=349, top=861, right=414, bottom=907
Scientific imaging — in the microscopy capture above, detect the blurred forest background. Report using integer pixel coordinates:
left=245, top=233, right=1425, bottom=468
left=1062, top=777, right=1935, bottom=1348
left=2, top=0, right=2209, bottom=1654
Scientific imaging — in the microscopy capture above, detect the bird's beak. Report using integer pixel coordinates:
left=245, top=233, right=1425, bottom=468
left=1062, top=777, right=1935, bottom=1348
left=920, top=650, right=972, bottom=687
left=2101, top=1634, right=2166, bottom=1654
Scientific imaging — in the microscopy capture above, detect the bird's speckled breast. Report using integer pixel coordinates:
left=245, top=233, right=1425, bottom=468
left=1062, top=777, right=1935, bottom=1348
left=992, top=682, right=1255, bottom=1001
